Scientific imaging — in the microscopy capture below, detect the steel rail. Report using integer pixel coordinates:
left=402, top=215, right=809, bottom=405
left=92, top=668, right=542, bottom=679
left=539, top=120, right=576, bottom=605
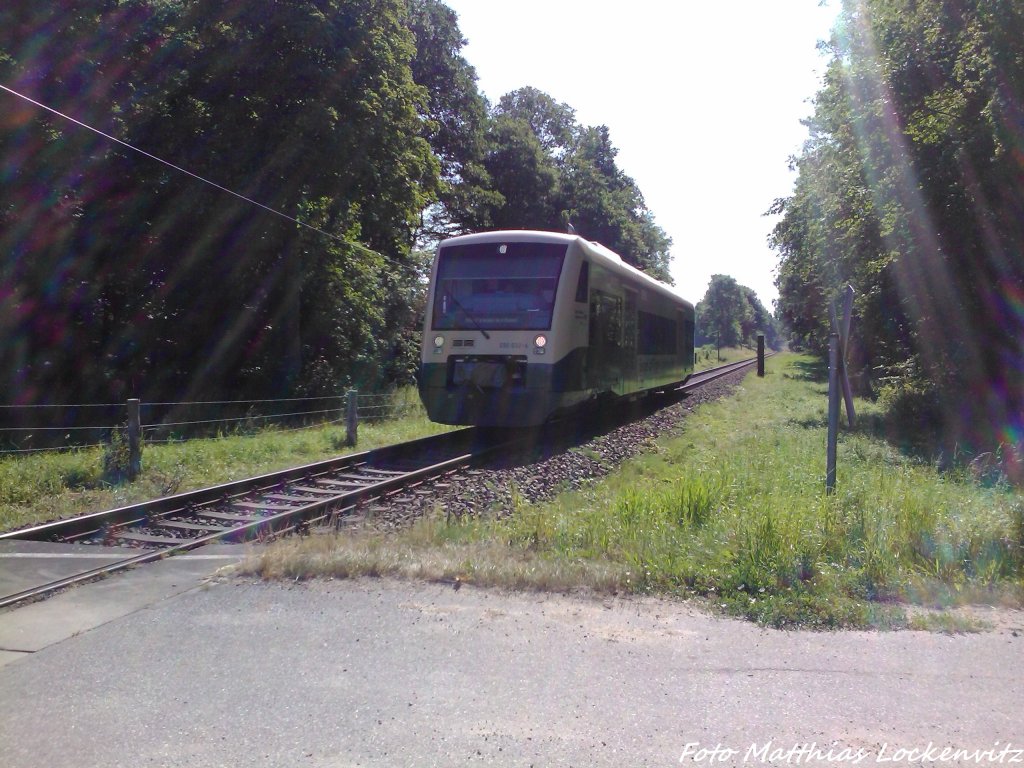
left=0, top=430, right=488, bottom=609
left=0, top=428, right=479, bottom=544
left=0, top=450, right=478, bottom=610
left=679, top=354, right=769, bottom=391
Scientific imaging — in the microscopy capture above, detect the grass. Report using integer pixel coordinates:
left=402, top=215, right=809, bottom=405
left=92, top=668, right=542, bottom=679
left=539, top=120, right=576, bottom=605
left=249, top=521, right=627, bottom=593
left=242, top=354, right=1024, bottom=630
left=906, top=608, right=993, bottom=633
left=694, top=344, right=758, bottom=370
left=0, top=389, right=456, bottom=532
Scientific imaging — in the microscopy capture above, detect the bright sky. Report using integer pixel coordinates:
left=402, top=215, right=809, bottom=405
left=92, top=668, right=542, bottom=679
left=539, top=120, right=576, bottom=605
left=442, top=0, right=839, bottom=307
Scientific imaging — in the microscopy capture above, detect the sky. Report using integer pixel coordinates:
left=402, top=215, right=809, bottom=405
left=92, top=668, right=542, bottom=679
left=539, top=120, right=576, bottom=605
left=441, top=0, right=840, bottom=307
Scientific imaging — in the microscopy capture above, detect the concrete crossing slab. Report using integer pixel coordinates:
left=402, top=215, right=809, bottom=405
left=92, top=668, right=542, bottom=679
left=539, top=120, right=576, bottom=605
left=0, top=540, right=130, bottom=598
left=0, top=543, right=253, bottom=660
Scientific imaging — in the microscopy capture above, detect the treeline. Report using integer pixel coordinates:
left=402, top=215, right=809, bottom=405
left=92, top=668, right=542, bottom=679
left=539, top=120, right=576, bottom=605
left=0, top=0, right=671, bottom=417
left=695, top=275, right=780, bottom=353
left=771, top=0, right=1024, bottom=466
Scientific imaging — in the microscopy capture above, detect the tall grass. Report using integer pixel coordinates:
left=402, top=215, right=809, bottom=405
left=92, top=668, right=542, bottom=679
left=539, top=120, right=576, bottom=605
left=244, top=354, right=1023, bottom=629
left=0, top=390, right=455, bottom=532
left=505, top=355, right=1023, bottom=625
left=694, top=345, right=755, bottom=370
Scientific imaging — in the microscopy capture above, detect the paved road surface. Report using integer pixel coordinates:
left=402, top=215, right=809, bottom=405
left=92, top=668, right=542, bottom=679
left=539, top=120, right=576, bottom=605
left=1, top=575, right=1022, bottom=767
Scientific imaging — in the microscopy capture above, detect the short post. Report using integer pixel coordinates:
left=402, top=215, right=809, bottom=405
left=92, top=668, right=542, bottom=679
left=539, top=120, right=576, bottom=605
left=127, top=398, right=142, bottom=479
left=826, top=334, right=840, bottom=495
left=345, top=389, right=358, bottom=447
left=756, top=335, right=765, bottom=377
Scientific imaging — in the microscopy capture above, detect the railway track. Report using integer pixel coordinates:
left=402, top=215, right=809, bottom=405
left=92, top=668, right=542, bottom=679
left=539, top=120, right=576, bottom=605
left=0, top=356, right=763, bottom=610
left=0, top=430, right=497, bottom=609
left=680, top=356, right=766, bottom=389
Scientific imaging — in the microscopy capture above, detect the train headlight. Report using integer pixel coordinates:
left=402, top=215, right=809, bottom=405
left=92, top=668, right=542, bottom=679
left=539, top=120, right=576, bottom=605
left=433, top=335, right=445, bottom=354
left=534, top=334, right=547, bottom=354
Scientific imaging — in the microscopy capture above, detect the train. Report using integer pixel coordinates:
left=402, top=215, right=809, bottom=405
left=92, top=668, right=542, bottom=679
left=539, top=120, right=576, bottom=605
left=417, top=230, right=695, bottom=427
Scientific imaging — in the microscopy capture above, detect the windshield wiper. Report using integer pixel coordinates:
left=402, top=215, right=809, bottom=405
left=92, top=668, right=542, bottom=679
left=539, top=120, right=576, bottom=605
left=448, top=294, right=490, bottom=340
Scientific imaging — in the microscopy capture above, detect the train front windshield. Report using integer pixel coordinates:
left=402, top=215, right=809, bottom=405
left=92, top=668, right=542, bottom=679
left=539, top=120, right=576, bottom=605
left=431, top=242, right=567, bottom=331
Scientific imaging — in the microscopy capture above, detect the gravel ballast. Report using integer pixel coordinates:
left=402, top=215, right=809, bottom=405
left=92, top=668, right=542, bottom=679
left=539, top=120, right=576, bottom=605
left=365, top=369, right=750, bottom=528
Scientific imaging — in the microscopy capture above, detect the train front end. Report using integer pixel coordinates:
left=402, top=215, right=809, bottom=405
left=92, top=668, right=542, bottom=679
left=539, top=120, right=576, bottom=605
left=418, top=232, right=582, bottom=427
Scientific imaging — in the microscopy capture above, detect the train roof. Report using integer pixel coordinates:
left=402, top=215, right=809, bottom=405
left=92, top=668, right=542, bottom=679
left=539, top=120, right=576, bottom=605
left=437, top=230, right=692, bottom=309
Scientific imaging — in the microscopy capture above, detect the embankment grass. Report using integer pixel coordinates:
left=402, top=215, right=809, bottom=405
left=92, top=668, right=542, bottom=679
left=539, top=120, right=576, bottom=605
left=0, top=394, right=455, bottom=532
left=694, top=345, right=755, bottom=370
left=244, top=354, right=1024, bottom=629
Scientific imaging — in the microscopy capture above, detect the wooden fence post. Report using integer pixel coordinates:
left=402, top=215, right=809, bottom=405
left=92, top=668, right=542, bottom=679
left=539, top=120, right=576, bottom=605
left=826, top=334, right=840, bottom=495
left=127, top=398, right=142, bottom=479
left=345, top=389, right=358, bottom=447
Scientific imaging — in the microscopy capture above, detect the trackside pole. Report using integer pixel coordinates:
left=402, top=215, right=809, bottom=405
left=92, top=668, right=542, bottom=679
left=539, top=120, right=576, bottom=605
left=826, top=334, right=840, bottom=495
left=836, top=285, right=856, bottom=427
left=127, top=398, right=142, bottom=480
left=757, top=335, right=765, bottom=377
left=346, top=390, right=358, bottom=447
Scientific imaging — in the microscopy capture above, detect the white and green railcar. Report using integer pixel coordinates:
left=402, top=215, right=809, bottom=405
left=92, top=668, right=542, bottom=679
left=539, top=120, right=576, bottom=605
left=418, top=230, right=695, bottom=427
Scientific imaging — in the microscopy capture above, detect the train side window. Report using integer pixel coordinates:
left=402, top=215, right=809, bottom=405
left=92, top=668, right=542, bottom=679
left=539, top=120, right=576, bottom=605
left=591, top=291, right=623, bottom=347
left=574, top=261, right=589, bottom=303
left=638, top=310, right=677, bottom=355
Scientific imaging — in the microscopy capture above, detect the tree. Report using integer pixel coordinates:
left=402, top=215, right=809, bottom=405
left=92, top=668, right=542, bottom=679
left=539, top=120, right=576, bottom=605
left=696, top=275, right=752, bottom=356
left=771, top=0, right=1024, bottom=464
left=494, top=86, right=577, bottom=158
left=478, top=112, right=562, bottom=231
left=740, top=287, right=781, bottom=350
left=561, top=125, right=673, bottom=281
left=480, top=87, right=674, bottom=282
left=405, top=0, right=498, bottom=241
left=0, top=0, right=440, bottom=412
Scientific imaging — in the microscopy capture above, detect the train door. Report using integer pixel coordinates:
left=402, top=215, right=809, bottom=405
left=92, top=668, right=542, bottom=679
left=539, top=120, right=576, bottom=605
left=588, top=289, right=623, bottom=392
left=623, top=288, right=638, bottom=388
left=679, top=308, right=695, bottom=371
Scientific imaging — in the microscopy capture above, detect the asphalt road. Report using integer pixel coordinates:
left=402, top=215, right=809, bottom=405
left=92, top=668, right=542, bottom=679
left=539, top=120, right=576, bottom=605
left=1, top=577, right=1022, bottom=767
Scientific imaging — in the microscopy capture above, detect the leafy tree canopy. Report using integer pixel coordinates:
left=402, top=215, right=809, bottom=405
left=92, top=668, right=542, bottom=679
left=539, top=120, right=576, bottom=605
left=770, top=0, right=1024, bottom=461
left=479, top=86, right=674, bottom=281
left=0, top=0, right=438, bottom=409
left=695, top=275, right=779, bottom=352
